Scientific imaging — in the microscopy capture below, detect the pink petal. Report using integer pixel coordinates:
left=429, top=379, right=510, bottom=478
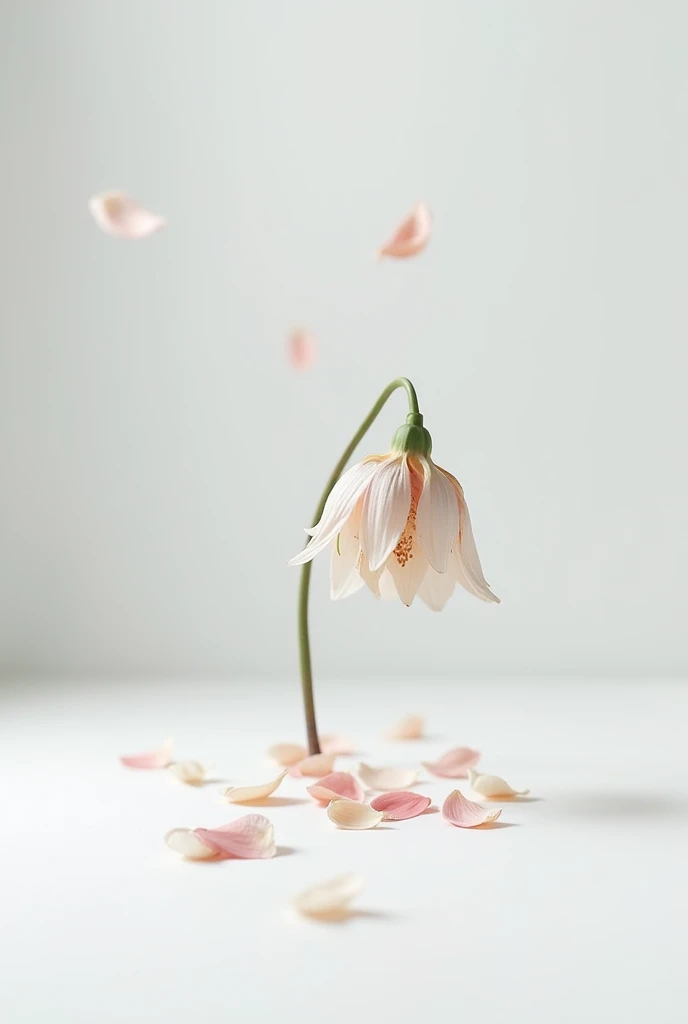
left=442, top=789, right=502, bottom=828
left=307, top=772, right=364, bottom=804
left=194, top=814, right=276, bottom=859
left=370, top=791, right=431, bottom=820
left=287, top=328, right=316, bottom=369
left=320, top=734, right=354, bottom=756
left=120, top=737, right=173, bottom=770
left=422, top=747, right=481, bottom=779
left=287, top=753, right=337, bottom=778
left=89, top=191, right=166, bottom=239
left=385, top=714, right=424, bottom=740
left=377, top=201, right=432, bottom=260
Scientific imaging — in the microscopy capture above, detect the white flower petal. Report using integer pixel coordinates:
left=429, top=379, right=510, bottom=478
left=445, top=475, right=499, bottom=603
left=327, top=799, right=384, bottom=830
left=468, top=769, right=529, bottom=798
left=416, top=462, right=459, bottom=573
left=89, top=191, right=166, bottom=239
left=386, top=538, right=429, bottom=607
left=378, top=569, right=398, bottom=601
left=358, top=762, right=419, bottom=791
left=417, top=565, right=456, bottom=611
left=293, top=873, right=365, bottom=918
left=288, top=459, right=380, bottom=566
left=223, top=771, right=287, bottom=804
left=360, top=456, right=411, bottom=572
left=165, top=828, right=217, bottom=860
left=167, top=760, right=211, bottom=785
left=330, top=501, right=365, bottom=600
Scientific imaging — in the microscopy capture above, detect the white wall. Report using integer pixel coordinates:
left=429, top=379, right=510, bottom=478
left=2, top=0, right=687, bottom=681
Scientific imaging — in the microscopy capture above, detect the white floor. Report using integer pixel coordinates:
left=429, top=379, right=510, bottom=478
left=1, top=677, right=686, bottom=1024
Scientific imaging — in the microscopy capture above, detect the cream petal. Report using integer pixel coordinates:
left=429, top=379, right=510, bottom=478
left=360, top=456, right=411, bottom=572
left=378, top=569, right=398, bottom=601
left=417, top=565, right=456, bottom=611
left=293, top=873, right=365, bottom=918
left=168, top=760, right=211, bottom=785
left=442, top=789, right=502, bottom=827
left=377, top=201, right=432, bottom=260
left=287, top=328, right=316, bottom=369
left=358, top=551, right=384, bottom=598
left=307, top=772, right=364, bottom=803
left=370, top=791, right=431, bottom=820
left=89, top=191, right=166, bottom=239
left=267, top=742, right=307, bottom=766
left=385, top=714, right=424, bottom=740
left=454, top=488, right=500, bottom=603
left=288, top=459, right=380, bottom=566
left=120, top=737, right=173, bottom=770
left=223, top=771, right=287, bottom=804
left=320, top=734, right=355, bottom=756
left=416, top=462, right=458, bottom=573
left=468, top=769, right=529, bottom=798
left=195, top=814, right=276, bottom=859
left=358, top=762, right=419, bottom=791
left=386, top=539, right=429, bottom=606
left=422, top=747, right=480, bottom=778
left=330, top=502, right=365, bottom=600
left=165, top=828, right=217, bottom=860
left=327, top=799, right=384, bottom=830
left=288, top=753, right=337, bottom=778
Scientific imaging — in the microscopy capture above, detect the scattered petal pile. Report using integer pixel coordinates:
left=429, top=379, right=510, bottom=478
left=468, top=769, right=529, bottom=798
left=422, top=747, right=481, bottom=778
left=168, top=760, right=211, bottom=785
left=223, top=771, right=287, bottom=804
left=307, top=772, right=364, bottom=804
left=327, top=799, right=384, bottom=830
left=377, top=201, right=432, bottom=260
left=358, top=763, right=419, bottom=791
left=89, top=190, right=166, bottom=239
left=120, top=737, right=174, bottom=770
left=293, top=873, right=365, bottom=919
left=442, top=789, right=502, bottom=828
left=370, top=791, right=431, bottom=820
left=385, top=714, right=424, bottom=740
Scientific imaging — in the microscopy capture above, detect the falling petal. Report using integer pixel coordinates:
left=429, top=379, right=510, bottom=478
left=293, top=873, right=365, bottom=919
left=468, top=769, right=529, bottom=798
left=320, top=734, right=354, bottom=755
left=377, top=201, right=432, bottom=260
left=442, top=789, right=502, bottom=827
left=370, top=791, right=431, bottom=820
left=327, top=799, right=384, bottom=830
left=194, top=814, right=276, bottom=859
left=307, top=772, right=364, bottom=804
left=89, top=190, right=166, bottom=239
left=223, top=771, right=287, bottom=804
left=120, top=737, right=173, bottom=770
left=165, top=828, right=217, bottom=860
left=422, top=747, right=481, bottom=779
left=385, top=714, right=424, bottom=740
left=288, top=753, right=337, bottom=778
left=287, top=328, right=317, bottom=369
left=267, top=742, right=308, bottom=767
left=358, top=762, right=419, bottom=791
left=168, top=760, right=211, bottom=786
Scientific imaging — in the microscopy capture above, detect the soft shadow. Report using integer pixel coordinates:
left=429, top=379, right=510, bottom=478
left=474, top=820, right=522, bottom=830
left=504, top=796, right=542, bottom=803
left=555, top=792, right=688, bottom=820
left=299, top=908, right=399, bottom=925
left=274, top=845, right=298, bottom=858
left=232, top=797, right=307, bottom=808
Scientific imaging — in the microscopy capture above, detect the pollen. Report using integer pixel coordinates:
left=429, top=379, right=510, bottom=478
left=393, top=497, right=418, bottom=568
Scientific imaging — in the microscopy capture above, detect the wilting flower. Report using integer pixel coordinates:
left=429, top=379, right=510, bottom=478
left=288, top=417, right=499, bottom=610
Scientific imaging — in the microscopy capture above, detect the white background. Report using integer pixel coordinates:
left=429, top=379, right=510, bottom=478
left=2, top=0, right=688, bottom=682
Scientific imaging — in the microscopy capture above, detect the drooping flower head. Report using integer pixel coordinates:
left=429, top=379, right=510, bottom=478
left=288, top=414, right=499, bottom=610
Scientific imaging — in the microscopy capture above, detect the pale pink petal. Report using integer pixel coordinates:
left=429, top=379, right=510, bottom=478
left=120, top=737, right=173, bottom=770
left=358, top=550, right=384, bottom=598
left=293, top=873, right=365, bottom=918
left=378, top=569, right=398, bottom=601
left=223, top=771, right=287, bottom=804
left=89, top=190, right=166, bottom=239
left=422, top=747, right=481, bottom=778
left=307, top=772, right=364, bottom=803
left=167, top=760, right=212, bottom=785
left=327, top=799, right=384, bottom=830
left=370, top=791, right=431, bottom=820
left=442, top=789, right=502, bottom=827
left=358, top=762, right=419, bottom=791
left=468, top=769, right=528, bottom=798
left=287, top=328, right=316, bottom=369
left=386, top=535, right=429, bottom=606
left=288, top=753, right=337, bottom=778
left=267, top=742, right=307, bottom=766
left=288, top=459, right=381, bottom=566
left=194, top=814, right=276, bottom=859
left=377, top=201, right=432, bottom=260
left=165, top=828, right=217, bottom=860
left=385, top=714, right=424, bottom=740
left=320, top=734, right=354, bottom=756
left=330, top=502, right=365, bottom=600
left=441, top=469, right=500, bottom=604
left=360, top=456, right=411, bottom=571
left=417, top=565, right=456, bottom=611
left=416, top=462, right=458, bottom=573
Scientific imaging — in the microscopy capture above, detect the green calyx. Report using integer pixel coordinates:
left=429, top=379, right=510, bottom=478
left=390, top=412, right=433, bottom=456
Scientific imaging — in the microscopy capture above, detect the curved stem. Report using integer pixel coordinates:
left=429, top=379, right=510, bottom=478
left=298, top=377, right=420, bottom=754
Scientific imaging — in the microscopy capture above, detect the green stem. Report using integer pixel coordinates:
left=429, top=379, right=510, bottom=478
left=298, top=377, right=420, bottom=754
